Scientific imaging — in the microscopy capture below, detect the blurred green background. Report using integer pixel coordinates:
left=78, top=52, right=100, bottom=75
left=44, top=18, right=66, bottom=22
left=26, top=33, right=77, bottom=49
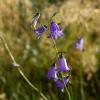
left=0, top=0, right=100, bottom=100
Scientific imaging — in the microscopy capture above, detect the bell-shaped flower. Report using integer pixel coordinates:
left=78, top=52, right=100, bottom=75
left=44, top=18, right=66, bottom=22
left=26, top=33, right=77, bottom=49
left=58, top=54, right=70, bottom=72
left=47, top=64, right=58, bottom=81
left=76, top=37, right=84, bottom=51
left=55, top=77, right=69, bottom=92
left=33, top=25, right=47, bottom=39
left=48, top=21, right=64, bottom=40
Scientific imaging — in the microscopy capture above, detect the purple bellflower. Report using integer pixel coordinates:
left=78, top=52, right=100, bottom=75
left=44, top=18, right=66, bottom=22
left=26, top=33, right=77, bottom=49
left=58, top=54, right=70, bottom=72
left=76, top=37, right=84, bottom=51
left=55, top=77, right=69, bottom=92
left=48, top=21, right=64, bottom=40
left=55, top=79, right=64, bottom=92
left=47, top=64, right=58, bottom=81
left=33, top=25, right=47, bottom=39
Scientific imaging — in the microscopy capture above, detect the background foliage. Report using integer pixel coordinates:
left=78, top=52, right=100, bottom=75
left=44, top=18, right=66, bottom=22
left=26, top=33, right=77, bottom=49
left=0, top=0, right=100, bottom=100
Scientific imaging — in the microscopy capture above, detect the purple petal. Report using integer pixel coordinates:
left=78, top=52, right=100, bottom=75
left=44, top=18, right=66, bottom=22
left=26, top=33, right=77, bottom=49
left=58, top=55, right=70, bottom=72
left=51, top=31, right=58, bottom=40
left=50, top=21, right=59, bottom=31
left=55, top=79, right=64, bottom=92
left=55, top=77, right=69, bottom=91
left=49, top=21, right=64, bottom=40
left=33, top=25, right=47, bottom=38
left=76, top=37, right=84, bottom=51
left=47, top=64, right=58, bottom=81
left=57, top=30, right=64, bottom=36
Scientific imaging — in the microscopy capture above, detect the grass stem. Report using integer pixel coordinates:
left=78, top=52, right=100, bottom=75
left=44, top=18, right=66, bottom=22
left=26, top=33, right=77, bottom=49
left=0, top=35, right=48, bottom=100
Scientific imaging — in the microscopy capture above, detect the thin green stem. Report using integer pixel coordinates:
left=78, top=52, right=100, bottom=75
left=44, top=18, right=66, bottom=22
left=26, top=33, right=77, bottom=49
left=0, top=36, right=48, bottom=100
left=65, top=85, right=72, bottom=100
left=0, top=36, right=17, bottom=64
left=51, top=37, right=59, bottom=56
left=18, top=68, right=48, bottom=100
left=80, top=65, right=85, bottom=100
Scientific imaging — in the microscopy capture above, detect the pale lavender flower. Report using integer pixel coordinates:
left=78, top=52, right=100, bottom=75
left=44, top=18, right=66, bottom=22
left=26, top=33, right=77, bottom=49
left=48, top=21, right=64, bottom=40
left=31, top=12, right=40, bottom=28
left=58, top=54, right=70, bottom=72
left=76, top=37, right=84, bottom=51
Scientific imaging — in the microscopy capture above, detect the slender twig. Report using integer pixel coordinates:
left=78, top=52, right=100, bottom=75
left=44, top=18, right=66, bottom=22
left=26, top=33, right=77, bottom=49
left=0, top=35, right=48, bottom=100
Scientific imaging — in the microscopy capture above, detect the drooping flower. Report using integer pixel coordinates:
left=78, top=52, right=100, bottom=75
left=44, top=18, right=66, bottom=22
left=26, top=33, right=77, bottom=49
left=58, top=54, right=70, bottom=72
left=31, top=12, right=40, bottom=28
left=47, top=64, right=58, bottom=81
left=75, top=37, right=84, bottom=51
left=33, top=25, right=47, bottom=39
left=48, top=21, right=64, bottom=40
left=55, top=79, right=64, bottom=91
left=55, top=77, right=69, bottom=92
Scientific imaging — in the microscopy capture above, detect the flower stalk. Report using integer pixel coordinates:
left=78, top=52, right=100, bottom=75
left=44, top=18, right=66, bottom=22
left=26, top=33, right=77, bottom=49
left=0, top=35, right=48, bottom=100
left=65, top=85, right=72, bottom=100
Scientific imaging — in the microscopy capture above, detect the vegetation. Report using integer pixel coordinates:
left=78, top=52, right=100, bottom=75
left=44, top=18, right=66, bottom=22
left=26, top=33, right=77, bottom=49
left=0, top=0, right=100, bottom=100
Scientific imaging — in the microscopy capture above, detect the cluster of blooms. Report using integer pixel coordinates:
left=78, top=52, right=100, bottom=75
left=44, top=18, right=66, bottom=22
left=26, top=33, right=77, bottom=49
left=47, top=54, right=70, bottom=91
left=33, top=21, right=64, bottom=40
left=32, top=12, right=64, bottom=39
left=32, top=12, right=84, bottom=91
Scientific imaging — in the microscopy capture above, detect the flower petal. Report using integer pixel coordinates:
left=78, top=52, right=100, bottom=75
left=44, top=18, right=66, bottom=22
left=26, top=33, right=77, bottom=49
left=76, top=37, right=84, bottom=51
left=55, top=79, right=64, bottom=92
left=58, top=54, right=70, bottom=72
left=55, top=77, right=69, bottom=91
left=47, top=64, right=58, bottom=81
left=49, top=21, right=64, bottom=40
left=33, top=25, right=47, bottom=38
